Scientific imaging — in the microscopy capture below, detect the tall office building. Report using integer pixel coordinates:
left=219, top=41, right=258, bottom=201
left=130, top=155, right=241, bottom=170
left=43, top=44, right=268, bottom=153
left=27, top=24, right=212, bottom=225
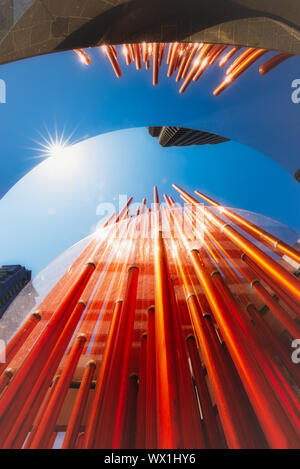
left=148, top=126, right=229, bottom=147
left=0, top=265, right=31, bottom=318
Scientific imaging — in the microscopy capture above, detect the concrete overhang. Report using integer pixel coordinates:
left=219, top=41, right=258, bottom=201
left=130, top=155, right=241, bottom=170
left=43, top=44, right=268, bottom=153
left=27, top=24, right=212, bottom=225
left=0, top=0, right=299, bottom=65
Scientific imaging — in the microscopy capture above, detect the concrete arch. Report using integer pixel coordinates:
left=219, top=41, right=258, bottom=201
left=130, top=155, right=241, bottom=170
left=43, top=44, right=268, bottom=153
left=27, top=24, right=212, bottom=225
left=0, top=0, right=299, bottom=65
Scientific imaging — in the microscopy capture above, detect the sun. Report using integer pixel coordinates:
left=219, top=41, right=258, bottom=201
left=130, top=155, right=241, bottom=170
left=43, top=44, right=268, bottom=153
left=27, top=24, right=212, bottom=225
left=47, top=142, right=69, bottom=158
left=31, top=126, right=77, bottom=160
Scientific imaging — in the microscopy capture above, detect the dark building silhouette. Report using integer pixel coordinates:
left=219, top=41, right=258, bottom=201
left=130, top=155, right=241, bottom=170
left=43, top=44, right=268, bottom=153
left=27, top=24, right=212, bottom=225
left=0, top=265, right=31, bottom=318
left=148, top=126, right=229, bottom=147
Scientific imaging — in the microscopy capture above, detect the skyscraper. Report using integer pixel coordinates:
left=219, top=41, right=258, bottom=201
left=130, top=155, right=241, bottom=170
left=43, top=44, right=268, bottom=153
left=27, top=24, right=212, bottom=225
left=148, top=126, right=229, bottom=147
left=0, top=265, right=31, bottom=318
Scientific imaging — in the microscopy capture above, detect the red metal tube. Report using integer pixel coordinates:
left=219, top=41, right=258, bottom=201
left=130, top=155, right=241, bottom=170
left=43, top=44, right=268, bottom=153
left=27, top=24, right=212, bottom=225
left=181, top=43, right=200, bottom=79
left=219, top=46, right=241, bottom=67
left=84, top=300, right=123, bottom=448
left=122, top=374, right=139, bottom=448
left=259, top=53, right=292, bottom=75
left=103, top=45, right=122, bottom=78
left=0, top=261, right=95, bottom=446
left=29, top=333, right=87, bottom=448
left=214, top=49, right=267, bottom=95
left=136, top=333, right=147, bottom=448
left=242, top=253, right=300, bottom=316
left=0, top=369, right=13, bottom=396
left=62, top=360, right=96, bottom=449
left=194, top=189, right=300, bottom=264
left=152, top=188, right=182, bottom=449
left=74, top=49, right=91, bottom=65
left=164, top=202, right=260, bottom=448
left=112, top=265, right=140, bottom=448
left=167, top=43, right=180, bottom=77
left=226, top=47, right=255, bottom=75
left=189, top=248, right=300, bottom=448
left=123, top=45, right=132, bottom=65
left=202, top=250, right=300, bottom=429
left=204, top=225, right=300, bottom=340
left=2, top=296, right=90, bottom=449
left=186, top=335, right=224, bottom=448
left=172, top=184, right=300, bottom=305
left=166, top=43, right=174, bottom=65
left=134, top=44, right=142, bottom=70
left=208, top=45, right=227, bottom=65
left=145, top=305, right=157, bottom=449
left=23, top=375, right=60, bottom=449
left=152, top=43, right=159, bottom=86
left=0, top=312, right=41, bottom=376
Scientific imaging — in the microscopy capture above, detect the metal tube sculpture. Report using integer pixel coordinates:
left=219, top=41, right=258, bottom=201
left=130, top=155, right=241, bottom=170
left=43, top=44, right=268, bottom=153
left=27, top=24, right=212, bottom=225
left=74, top=43, right=294, bottom=96
left=0, top=186, right=299, bottom=449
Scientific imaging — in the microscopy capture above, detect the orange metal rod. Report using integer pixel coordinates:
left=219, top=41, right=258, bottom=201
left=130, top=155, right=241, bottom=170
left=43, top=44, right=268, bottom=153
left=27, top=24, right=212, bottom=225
left=166, top=43, right=174, bottom=65
left=246, top=303, right=300, bottom=386
left=0, top=312, right=41, bottom=376
left=134, top=44, right=142, bottom=70
left=23, top=375, right=60, bottom=449
left=162, top=237, right=205, bottom=448
left=203, top=225, right=300, bottom=337
left=165, top=200, right=262, bottom=448
left=30, top=333, right=87, bottom=448
left=250, top=277, right=300, bottom=339
left=122, top=374, right=139, bottom=448
left=179, top=55, right=202, bottom=93
left=168, top=194, right=300, bottom=447
left=226, top=47, right=255, bottom=75
left=90, top=262, right=139, bottom=448
left=103, top=45, right=122, bottom=78
left=194, top=190, right=300, bottom=264
left=0, top=369, right=12, bottom=396
left=62, top=360, right=96, bottom=448
left=158, top=43, right=166, bottom=66
left=189, top=248, right=300, bottom=448
left=123, top=45, right=132, bottom=65
left=112, top=264, right=140, bottom=448
left=128, top=44, right=136, bottom=62
left=0, top=261, right=95, bottom=444
left=200, top=247, right=300, bottom=429
left=208, top=45, right=227, bottom=65
left=2, top=298, right=88, bottom=449
left=74, top=49, right=91, bottom=65
left=242, top=252, right=300, bottom=316
left=259, top=53, right=292, bottom=75
left=181, top=43, right=200, bottom=79
left=219, top=46, right=241, bottom=67
left=136, top=333, right=147, bottom=448
left=186, top=335, right=224, bottom=449
left=87, top=212, right=140, bottom=448
left=145, top=305, right=157, bottom=449
left=214, top=49, right=267, bottom=95
left=152, top=43, right=159, bottom=86
left=175, top=45, right=191, bottom=82
left=192, top=45, right=214, bottom=82
left=167, top=43, right=180, bottom=77
left=152, top=188, right=182, bottom=448
left=115, top=196, right=133, bottom=223
left=83, top=300, right=123, bottom=448
left=76, top=432, right=85, bottom=449
left=173, top=184, right=300, bottom=305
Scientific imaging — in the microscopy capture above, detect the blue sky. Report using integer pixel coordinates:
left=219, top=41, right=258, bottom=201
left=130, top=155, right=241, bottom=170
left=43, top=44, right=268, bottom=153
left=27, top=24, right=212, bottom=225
left=0, top=46, right=299, bottom=275
left=0, top=46, right=299, bottom=197
left=0, top=128, right=299, bottom=276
